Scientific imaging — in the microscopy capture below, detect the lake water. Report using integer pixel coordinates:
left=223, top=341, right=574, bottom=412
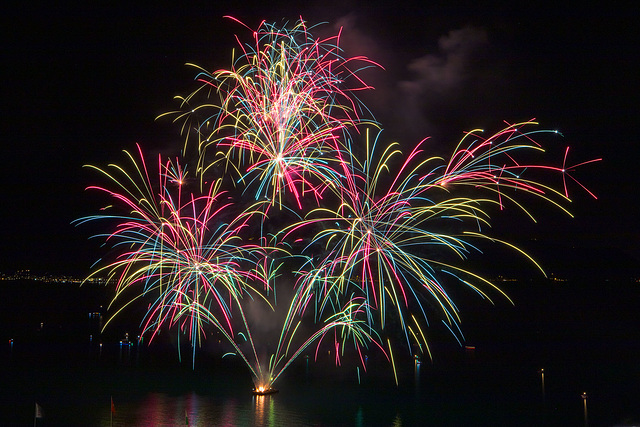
left=1, top=278, right=639, bottom=426
left=0, top=352, right=544, bottom=426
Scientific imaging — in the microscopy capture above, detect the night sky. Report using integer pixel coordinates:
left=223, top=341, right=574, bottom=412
left=3, top=1, right=638, bottom=276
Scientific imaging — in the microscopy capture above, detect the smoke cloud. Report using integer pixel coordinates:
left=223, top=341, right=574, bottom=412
left=330, top=16, right=516, bottom=149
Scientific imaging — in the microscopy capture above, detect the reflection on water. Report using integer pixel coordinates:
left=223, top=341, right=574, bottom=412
left=135, top=392, right=245, bottom=426
left=253, top=394, right=273, bottom=426
left=253, top=394, right=267, bottom=426
left=136, top=392, right=201, bottom=426
left=355, top=406, right=364, bottom=427
left=102, top=390, right=310, bottom=426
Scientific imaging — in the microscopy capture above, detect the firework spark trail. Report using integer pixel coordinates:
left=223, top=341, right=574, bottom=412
left=279, top=123, right=598, bottom=380
left=283, top=129, right=478, bottom=353
left=81, top=19, right=600, bottom=389
left=77, top=146, right=276, bottom=370
left=77, top=144, right=375, bottom=390
left=436, top=120, right=601, bottom=214
left=264, top=294, right=384, bottom=387
left=160, top=18, right=381, bottom=209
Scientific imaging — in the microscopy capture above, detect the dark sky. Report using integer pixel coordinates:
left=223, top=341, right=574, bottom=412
left=2, top=1, right=638, bottom=276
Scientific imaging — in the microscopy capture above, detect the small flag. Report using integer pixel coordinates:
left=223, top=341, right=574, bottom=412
left=35, top=403, right=43, bottom=419
left=111, top=396, right=116, bottom=414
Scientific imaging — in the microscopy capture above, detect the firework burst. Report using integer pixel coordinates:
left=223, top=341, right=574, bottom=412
left=160, top=18, right=380, bottom=209
left=279, top=122, right=598, bottom=382
left=77, top=145, right=274, bottom=370
left=80, top=19, right=599, bottom=389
